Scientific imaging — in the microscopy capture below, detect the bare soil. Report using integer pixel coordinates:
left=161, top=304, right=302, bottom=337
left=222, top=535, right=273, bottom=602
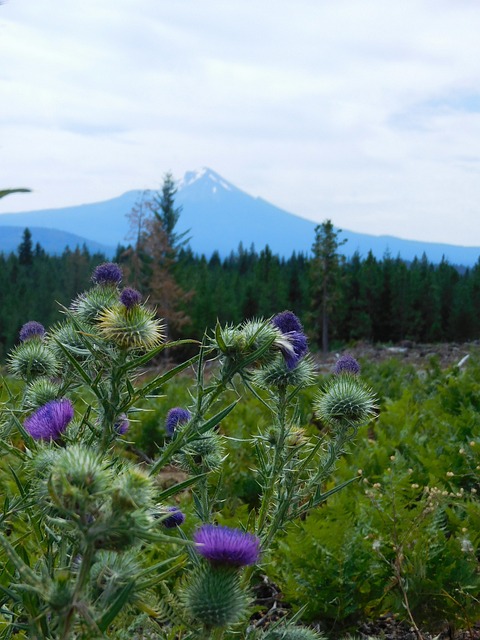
left=315, top=340, right=480, bottom=374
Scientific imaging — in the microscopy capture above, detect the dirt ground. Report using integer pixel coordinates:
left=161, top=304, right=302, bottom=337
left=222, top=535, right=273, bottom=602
left=315, top=340, right=480, bottom=374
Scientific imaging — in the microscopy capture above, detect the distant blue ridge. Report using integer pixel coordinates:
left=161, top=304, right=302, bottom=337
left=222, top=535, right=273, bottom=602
left=1, top=167, right=479, bottom=266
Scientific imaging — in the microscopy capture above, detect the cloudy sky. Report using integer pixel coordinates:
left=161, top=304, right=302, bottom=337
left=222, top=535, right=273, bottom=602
left=1, top=0, right=480, bottom=245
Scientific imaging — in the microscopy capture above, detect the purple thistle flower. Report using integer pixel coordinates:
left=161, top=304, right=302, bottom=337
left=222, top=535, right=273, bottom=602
left=24, top=398, right=74, bottom=440
left=194, top=524, right=260, bottom=567
left=272, top=310, right=303, bottom=334
left=19, top=321, right=46, bottom=342
left=272, top=311, right=308, bottom=370
left=92, top=262, right=122, bottom=286
left=114, top=414, right=129, bottom=435
left=161, top=506, right=186, bottom=528
left=165, top=407, right=191, bottom=437
left=282, top=331, right=308, bottom=370
left=334, top=354, right=361, bottom=376
left=120, top=287, right=142, bottom=309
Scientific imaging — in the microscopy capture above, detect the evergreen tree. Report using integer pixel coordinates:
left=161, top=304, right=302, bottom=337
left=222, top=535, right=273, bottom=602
left=148, top=172, right=189, bottom=256
left=123, top=175, right=193, bottom=338
left=310, top=220, right=347, bottom=353
left=18, top=228, right=33, bottom=266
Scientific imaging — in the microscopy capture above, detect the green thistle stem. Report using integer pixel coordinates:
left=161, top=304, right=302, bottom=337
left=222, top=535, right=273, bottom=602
left=256, top=385, right=288, bottom=539
left=59, top=543, right=95, bottom=640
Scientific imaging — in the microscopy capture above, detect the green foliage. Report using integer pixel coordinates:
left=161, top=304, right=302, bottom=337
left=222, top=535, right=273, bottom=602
left=0, top=264, right=376, bottom=639
left=267, top=355, right=480, bottom=632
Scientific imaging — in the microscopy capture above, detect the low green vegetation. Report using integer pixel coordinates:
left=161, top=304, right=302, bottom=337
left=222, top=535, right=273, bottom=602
left=125, top=354, right=480, bottom=633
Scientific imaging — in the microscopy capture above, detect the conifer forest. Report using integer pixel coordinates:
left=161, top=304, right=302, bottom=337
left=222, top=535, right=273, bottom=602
left=1, top=222, right=480, bottom=361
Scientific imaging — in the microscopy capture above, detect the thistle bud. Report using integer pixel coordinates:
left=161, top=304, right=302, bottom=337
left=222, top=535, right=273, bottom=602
left=48, top=445, right=112, bottom=515
left=23, top=378, right=61, bottom=411
left=48, top=320, right=93, bottom=363
left=182, top=564, right=248, bottom=629
left=90, top=551, right=140, bottom=605
left=111, top=467, right=153, bottom=512
left=252, top=355, right=316, bottom=390
left=214, top=320, right=287, bottom=369
left=314, top=376, right=377, bottom=428
left=70, top=288, right=120, bottom=324
left=258, top=626, right=327, bottom=639
left=176, top=432, right=224, bottom=473
left=114, top=414, right=130, bottom=435
left=120, top=287, right=142, bottom=309
left=8, top=340, right=59, bottom=381
left=97, top=303, right=165, bottom=351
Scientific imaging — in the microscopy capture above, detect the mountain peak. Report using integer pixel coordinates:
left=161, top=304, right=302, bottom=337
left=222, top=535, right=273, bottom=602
left=179, top=167, right=234, bottom=193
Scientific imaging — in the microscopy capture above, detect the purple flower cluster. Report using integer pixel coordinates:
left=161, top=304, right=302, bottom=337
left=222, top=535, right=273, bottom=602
left=92, top=262, right=122, bottom=286
left=272, top=311, right=308, bottom=370
left=333, top=354, right=360, bottom=376
left=19, top=321, right=46, bottom=342
left=120, top=287, right=142, bottom=310
left=24, top=399, right=74, bottom=440
left=114, top=414, right=129, bottom=435
left=165, top=407, right=191, bottom=437
left=161, top=506, right=186, bottom=528
left=194, top=524, right=260, bottom=567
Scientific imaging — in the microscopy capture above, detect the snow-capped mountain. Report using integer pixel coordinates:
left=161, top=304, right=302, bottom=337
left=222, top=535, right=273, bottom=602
left=0, top=167, right=479, bottom=266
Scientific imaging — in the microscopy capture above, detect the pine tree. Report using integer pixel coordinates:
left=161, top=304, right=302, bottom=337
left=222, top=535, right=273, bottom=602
left=18, top=228, right=33, bottom=266
left=147, top=172, right=189, bottom=256
left=123, top=175, right=193, bottom=338
left=310, top=220, right=347, bottom=353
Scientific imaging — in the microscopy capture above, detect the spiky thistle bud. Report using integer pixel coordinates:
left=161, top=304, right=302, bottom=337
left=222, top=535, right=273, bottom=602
left=111, top=467, right=153, bottom=512
left=8, top=340, right=59, bottom=381
left=24, top=398, right=74, bottom=440
left=48, top=445, right=112, bottom=514
left=70, top=287, right=120, bottom=324
left=48, top=320, right=93, bottom=363
left=314, top=376, right=377, bottom=428
left=90, top=551, right=140, bottom=606
left=258, top=626, right=327, bottom=640
left=182, top=564, right=249, bottom=629
left=176, top=432, right=224, bottom=473
left=252, top=354, right=316, bottom=390
left=215, top=320, right=279, bottom=363
left=23, top=378, right=61, bottom=411
left=97, top=303, right=165, bottom=351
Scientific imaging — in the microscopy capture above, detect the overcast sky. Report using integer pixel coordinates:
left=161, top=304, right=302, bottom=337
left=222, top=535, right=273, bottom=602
left=1, top=0, right=480, bottom=246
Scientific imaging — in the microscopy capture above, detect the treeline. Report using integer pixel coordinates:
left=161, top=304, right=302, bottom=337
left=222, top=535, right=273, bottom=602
left=174, top=245, right=480, bottom=346
left=0, top=231, right=106, bottom=360
left=1, top=231, right=480, bottom=361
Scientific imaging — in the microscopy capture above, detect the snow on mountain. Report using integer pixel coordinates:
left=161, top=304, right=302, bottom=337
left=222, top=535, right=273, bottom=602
left=0, top=168, right=479, bottom=266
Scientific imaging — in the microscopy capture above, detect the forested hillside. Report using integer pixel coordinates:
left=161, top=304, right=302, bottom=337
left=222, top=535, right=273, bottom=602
left=1, top=226, right=480, bottom=361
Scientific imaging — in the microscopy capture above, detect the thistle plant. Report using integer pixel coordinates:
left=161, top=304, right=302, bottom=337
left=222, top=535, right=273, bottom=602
left=0, top=262, right=377, bottom=639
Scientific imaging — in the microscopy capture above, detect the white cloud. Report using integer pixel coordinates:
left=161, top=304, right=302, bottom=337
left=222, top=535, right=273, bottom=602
left=2, top=0, right=480, bottom=246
